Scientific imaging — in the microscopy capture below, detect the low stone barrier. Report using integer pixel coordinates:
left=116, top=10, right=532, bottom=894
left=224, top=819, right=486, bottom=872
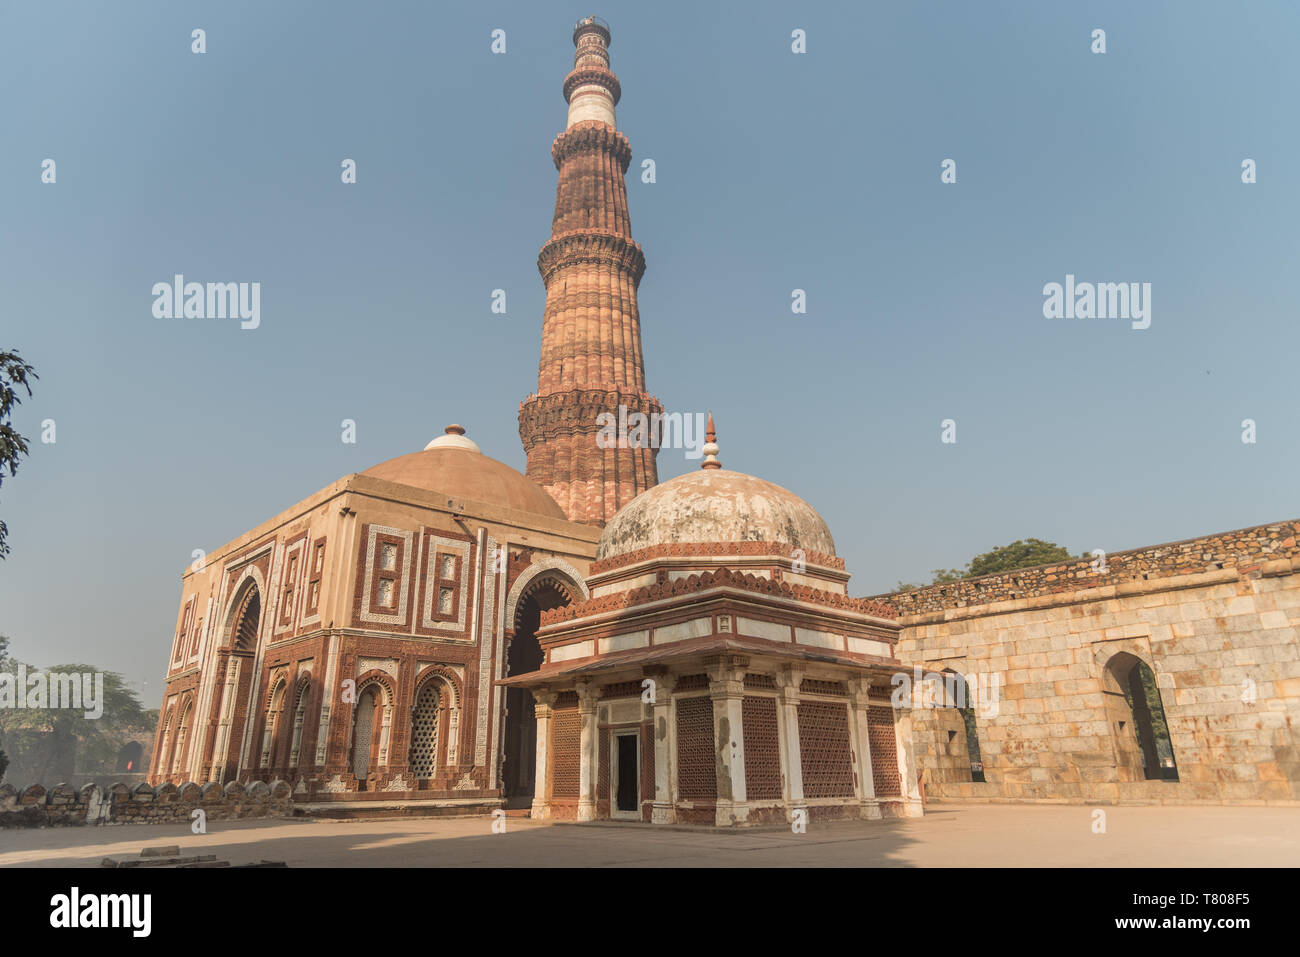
left=0, top=779, right=294, bottom=827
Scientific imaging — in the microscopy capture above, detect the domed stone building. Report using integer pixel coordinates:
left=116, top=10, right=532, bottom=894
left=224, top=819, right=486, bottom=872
left=148, top=15, right=1300, bottom=820
left=500, top=420, right=922, bottom=825
left=145, top=17, right=923, bottom=824
left=149, top=423, right=601, bottom=812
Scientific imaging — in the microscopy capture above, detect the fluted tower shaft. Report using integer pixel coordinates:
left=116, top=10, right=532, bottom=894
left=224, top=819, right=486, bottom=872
left=520, top=17, right=661, bottom=526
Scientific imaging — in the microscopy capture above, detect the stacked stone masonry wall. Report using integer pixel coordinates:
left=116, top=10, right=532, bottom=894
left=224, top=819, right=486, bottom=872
left=0, top=780, right=293, bottom=828
left=888, top=520, right=1300, bottom=805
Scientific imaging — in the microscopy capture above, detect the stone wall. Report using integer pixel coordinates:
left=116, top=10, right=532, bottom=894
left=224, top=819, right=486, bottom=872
left=885, top=520, right=1300, bottom=805
left=879, top=520, right=1300, bottom=615
left=0, top=779, right=294, bottom=828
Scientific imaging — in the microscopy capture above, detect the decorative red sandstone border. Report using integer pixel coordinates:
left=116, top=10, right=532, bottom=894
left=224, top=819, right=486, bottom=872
left=541, top=565, right=895, bottom=626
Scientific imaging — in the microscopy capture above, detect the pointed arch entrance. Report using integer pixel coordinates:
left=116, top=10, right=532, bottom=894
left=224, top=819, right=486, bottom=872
left=207, top=577, right=262, bottom=783
left=1103, top=651, right=1178, bottom=782
left=502, top=565, right=585, bottom=808
left=936, top=669, right=986, bottom=783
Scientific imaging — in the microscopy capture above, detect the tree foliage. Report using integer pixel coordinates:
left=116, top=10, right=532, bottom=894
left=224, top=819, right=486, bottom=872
left=0, top=350, right=39, bottom=559
left=966, top=538, right=1076, bottom=577
left=0, top=634, right=151, bottom=784
left=897, top=538, right=1080, bottom=590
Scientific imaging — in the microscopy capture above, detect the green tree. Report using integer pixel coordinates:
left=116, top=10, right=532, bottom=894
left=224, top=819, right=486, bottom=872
left=0, top=350, right=39, bottom=559
left=895, top=538, right=1080, bottom=591
left=0, top=646, right=152, bottom=783
left=965, top=538, right=1076, bottom=578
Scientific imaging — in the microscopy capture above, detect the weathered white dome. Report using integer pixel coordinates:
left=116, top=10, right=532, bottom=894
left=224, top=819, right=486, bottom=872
left=596, top=467, right=836, bottom=561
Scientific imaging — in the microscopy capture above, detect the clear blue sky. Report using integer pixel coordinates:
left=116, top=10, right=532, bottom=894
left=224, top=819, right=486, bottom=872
left=1, top=0, right=1295, bottom=702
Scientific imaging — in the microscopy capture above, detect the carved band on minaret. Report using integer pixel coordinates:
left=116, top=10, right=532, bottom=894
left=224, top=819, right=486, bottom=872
left=521, top=17, right=661, bottom=526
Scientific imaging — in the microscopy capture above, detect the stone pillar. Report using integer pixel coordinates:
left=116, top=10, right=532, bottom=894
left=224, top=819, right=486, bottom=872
left=445, top=704, right=460, bottom=767
left=211, top=657, right=241, bottom=783
left=647, top=671, right=677, bottom=824
left=377, top=700, right=393, bottom=767
left=893, top=701, right=925, bottom=818
left=289, top=701, right=305, bottom=768
left=531, top=688, right=557, bottom=820
left=172, top=715, right=189, bottom=778
left=776, top=666, right=805, bottom=821
left=576, top=679, right=598, bottom=821
left=707, top=655, right=748, bottom=826
left=849, top=677, right=881, bottom=820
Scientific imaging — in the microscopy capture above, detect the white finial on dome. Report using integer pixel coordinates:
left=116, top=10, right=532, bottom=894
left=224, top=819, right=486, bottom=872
left=700, top=411, right=721, bottom=470
left=424, top=423, right=481, bottom=453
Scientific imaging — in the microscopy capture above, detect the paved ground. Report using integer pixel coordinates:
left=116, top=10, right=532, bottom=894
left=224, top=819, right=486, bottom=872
left=2, top=803, right=1297, bottom=867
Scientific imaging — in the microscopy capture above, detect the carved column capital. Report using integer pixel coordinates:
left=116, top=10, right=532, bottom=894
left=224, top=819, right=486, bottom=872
left=575, top=679, right=598, bottom=714
left=532, top=687, right=558, bottom=714
left=704, top=654, right=748, bottom=695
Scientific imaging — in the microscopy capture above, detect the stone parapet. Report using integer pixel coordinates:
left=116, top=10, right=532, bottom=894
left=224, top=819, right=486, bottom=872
left=875, top=520, right=1300, bottom=617
left=0, top=779, right=294, bottom=828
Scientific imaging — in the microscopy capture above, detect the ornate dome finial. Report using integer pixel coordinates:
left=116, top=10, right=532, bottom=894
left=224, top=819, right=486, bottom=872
left=425, top=423, right=481, bottom=453
left=700, top=411, right=721, bottom=470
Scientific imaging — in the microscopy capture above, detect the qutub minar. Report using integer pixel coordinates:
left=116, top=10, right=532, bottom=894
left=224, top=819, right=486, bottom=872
left=519, top=16, right=661, bottom=525
left=147, top=18, right=1300, bottom=822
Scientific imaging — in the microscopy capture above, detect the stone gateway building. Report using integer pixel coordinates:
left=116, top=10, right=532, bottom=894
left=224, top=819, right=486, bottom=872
left=148, top=18, right=1300, bottom=819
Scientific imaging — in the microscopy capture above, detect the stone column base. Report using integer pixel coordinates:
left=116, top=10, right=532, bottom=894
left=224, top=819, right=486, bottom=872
left=714, top=801, right=750, bottom=827
left=858, top=799, right=883, bottom=821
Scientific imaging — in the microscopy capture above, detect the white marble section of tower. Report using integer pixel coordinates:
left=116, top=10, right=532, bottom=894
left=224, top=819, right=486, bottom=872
left=566, top=16, right=619, bottom=128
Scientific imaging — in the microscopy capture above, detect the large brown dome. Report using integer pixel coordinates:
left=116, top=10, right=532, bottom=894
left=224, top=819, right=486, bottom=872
left=362, top=428, right=566, bottom=521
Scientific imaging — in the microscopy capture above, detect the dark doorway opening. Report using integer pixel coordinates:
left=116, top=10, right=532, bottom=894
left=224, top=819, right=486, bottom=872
left=116, top=741, right=143, bottom=774
left=503, top=580, right=570, bottom=809
left=616, top=734, right=639, bottom=813
left=1125, top=660, right=1179, bottom=781
left=1105, top=652, right=1179, bottom=782
left=943, top=670, right=986, bottom=783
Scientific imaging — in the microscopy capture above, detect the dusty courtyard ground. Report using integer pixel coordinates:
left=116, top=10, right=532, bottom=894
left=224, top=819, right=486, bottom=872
left=2, top=803, right=1296, bottom=867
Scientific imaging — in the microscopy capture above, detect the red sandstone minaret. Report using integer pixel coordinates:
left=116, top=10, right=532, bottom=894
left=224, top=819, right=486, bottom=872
left=519, top=16, right=662, bottom=526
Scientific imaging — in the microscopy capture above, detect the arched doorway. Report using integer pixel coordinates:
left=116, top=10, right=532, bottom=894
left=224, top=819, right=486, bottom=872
left=259, top=678, right=287, bottom=771
left=207, top=581, right=261, bottom=783
left=117, top=740, right=143, bottom=774
left=939, top=669, right=986, bottom=783
left=1103, top=652, right=1178, bottom=781
left=171, top=700, right=193, bottom=777
left=502, top=577, right=573, bottom=808
left=408, top=679, right=443, bottom=783
left=350, top=684, right=382, bottom=788
left=287, top=676, right=312, bottom=770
